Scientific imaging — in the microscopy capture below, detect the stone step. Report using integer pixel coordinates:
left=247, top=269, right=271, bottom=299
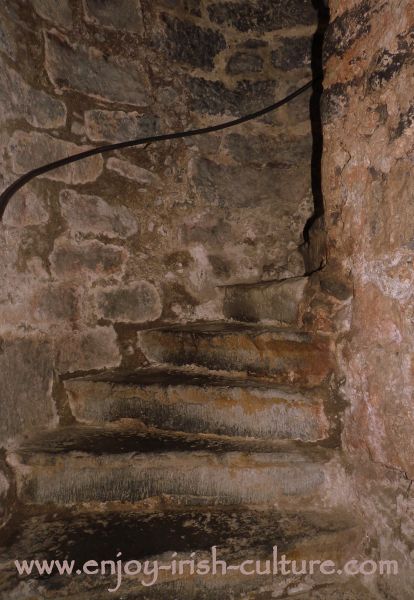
left=0, top=506, right=361, bottom=600
left=222, top=276, right=308, bottom=324
left=63, top=368, right=331, bottom=444
left=138, top=322, right=333, bottom=387
left=18, top=424, right=333, bottom=456
left=14, top=449, right=348, bottom=510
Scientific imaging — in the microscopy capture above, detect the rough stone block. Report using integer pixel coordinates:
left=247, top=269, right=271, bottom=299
left=2, top=188, right=49, bottom=227
left=57, top=327, right=121, bottom=373
left=106, top=157, right=161, bottom=187
left=0, top=58, right=66, bottom=129
left=223, top=276, right=308, bottom=323
left=31, top=283, right=79, bottom=324
left=192, top=157, right=308, bottom=208
left=0, top=337, right=56, bottom=443
left=226, top=51, right=263, bottom=74
left=32, top=0, right=73, bottom=28
left=59, top=189, right=138, bottom=238
left=207, top=0, right=316, bottom=33
left=84, top=110, right=158, bottom=142
left=83, top=0, right=143, bottom=32
left=225, top=132, right=312, bottom=166
left=44, top=32, right=149, bottom=106
left=50, top=238, right=127, bottom=280
left=187, top=76, right=276, bottom=115
left=96, top=282, right=162, bottom=322
left=9, top=131, right=103, bottom=184
left=271, top=36, right=312, bottom=70
left=162, top=14, right=226, bottom=70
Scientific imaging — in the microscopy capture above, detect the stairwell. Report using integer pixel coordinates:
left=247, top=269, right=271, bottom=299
left=0, top=276, right=373, bottom=599
left=1, top=0, right=401, bottom=598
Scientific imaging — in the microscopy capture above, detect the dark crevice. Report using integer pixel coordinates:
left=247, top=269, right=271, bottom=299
left=303, top=0, right=330, bottom=244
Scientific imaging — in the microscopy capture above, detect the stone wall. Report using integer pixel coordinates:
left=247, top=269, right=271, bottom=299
left=321, top=0, right=414, bottom=596
left=0, top=0, right=318, bottom=519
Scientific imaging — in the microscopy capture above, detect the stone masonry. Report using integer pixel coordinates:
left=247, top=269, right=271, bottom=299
left=0, top=0, right=413, bottom=599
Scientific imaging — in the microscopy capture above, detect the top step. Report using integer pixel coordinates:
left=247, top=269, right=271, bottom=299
left=222, top=276, right=308, bottom=324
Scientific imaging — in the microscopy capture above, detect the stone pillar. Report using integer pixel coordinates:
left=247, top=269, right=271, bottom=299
left=322, top=1, right=414, bottom=596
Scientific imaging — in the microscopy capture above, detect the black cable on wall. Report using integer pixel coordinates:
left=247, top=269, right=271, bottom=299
left=0, top=79, right=316, bottom=220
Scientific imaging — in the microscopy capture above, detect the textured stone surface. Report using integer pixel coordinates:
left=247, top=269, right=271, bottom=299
left=9, top=131, right=103, bottom=184
left=0, top=338, right=56, bottom=443
left=139, top=324, right=333, bottom=386
left=17, top=450, right=345, bottom=508
left=271, top=36, right=312, bottom=70
left=323, top=0, right=414, bottom=477
left=2, top=188, right=49, bottom=227
left=65, top=373, right=330, bottom=442
left=192, top=157, right=308, bottom=208
left=207, top=0, right=316, bottom=33
left=324, top=0, right=372, bottom=60
left=319, top=1, right=414, bottom=597
left=106, top=157, right=162, bottom=186
left=83, top=0, right=143, bottom=32
left=224, top=132, right=312, bottom=167
left=187, top=76, right=277, bottom=115
left=84, top=110, right=158, bottom=142
left=0, top=0, right=319, bottom=329
left=31, top=283, right=79, bottom=325
left=59, top=189, right=138, bottom=238
left=226, top=51, right=263, bottom=74
left=0, top=508, right=360, bottom=599
left=162, top=14, right=226, bottom=70
left=0, top=18, right=18, bottom=60
left=0, top=0, right=317, bottom=328
left=50, top=238, right=126, bottom=279
left=96, top=282, right=162, bottom=322
left=57, top=327, right=120, bottom=373
left=0, top=58, right=66, bottom=128
left=44, top=33, right=149, bottom=106
left=223, top=276, right=308, bottom=323
left=32, top=0, right=73, bottom=28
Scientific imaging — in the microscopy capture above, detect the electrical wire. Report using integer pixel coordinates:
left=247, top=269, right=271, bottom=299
left=0, top=79, right=316, bottom=220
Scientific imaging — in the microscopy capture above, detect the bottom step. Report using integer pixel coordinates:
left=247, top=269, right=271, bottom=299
left=0, top=507, right=362, bottom=600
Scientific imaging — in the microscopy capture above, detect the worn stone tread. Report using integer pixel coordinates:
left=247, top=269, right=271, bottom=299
left=62, top=369, right=331, bottom=444
left=63, top=365, right=318, bottom=388
left=14, top=448, right=348, bottom=509
left=140, top=320, right=312, bottom=337
left=0, top=506, right=360, bottom=600
left=17, top=424, right=333, bottom=456
left=137, top=323, right=333, bottom=387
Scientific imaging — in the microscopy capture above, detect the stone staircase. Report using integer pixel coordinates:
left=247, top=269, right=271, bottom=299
left=0, top=276, right=368, bottom=599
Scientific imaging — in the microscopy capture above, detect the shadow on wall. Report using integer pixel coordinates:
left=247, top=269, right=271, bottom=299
left=302, top=0, right=330, bottom=270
